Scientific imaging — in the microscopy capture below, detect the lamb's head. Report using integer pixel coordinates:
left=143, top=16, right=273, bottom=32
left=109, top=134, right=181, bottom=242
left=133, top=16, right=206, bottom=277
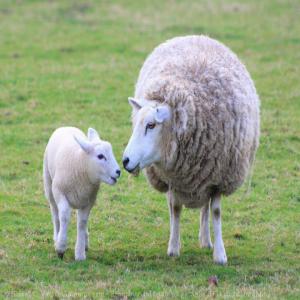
left=123, top=97, right=171, bottom=175
left=74, top=128, right=121, bottom=185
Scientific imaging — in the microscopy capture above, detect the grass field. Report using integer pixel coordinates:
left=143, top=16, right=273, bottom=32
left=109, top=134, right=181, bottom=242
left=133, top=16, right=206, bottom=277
left=0, top=0, right=300, bottom=299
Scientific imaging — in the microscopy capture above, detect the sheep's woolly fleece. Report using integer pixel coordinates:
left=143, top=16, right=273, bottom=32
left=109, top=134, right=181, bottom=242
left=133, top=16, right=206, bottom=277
left=133, top=35, right=260, bottom=208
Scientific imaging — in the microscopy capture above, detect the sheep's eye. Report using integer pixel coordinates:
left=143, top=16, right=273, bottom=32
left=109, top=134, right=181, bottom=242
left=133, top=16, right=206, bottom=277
left=97, top=154, right=106, bottom=160
left=146, top=123, right=156, bottom=130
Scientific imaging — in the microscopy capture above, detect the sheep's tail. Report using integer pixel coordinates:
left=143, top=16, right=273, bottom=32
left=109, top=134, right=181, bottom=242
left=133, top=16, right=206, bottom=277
left=246, top=168, right=253, bottom=195
left=241, top=162, right=255, bottom=200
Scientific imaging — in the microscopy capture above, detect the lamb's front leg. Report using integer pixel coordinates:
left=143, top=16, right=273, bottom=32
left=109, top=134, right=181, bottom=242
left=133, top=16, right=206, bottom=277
left=75, top=204, right=92, bottom=261
left=211, top=194, right=227, bottom=265
left=167, top=191, right=182, bottom=257
left=199, top=202, right=213, bottom=249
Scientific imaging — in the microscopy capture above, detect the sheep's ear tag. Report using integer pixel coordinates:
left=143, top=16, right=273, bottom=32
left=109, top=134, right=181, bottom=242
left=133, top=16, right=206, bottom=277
left=155, top=106, right=171, bottom=123
left=74, top=135, right=93, bottom=154
left=87, top=127, right=100, bottom=141
left=128, top=97, right=143, bottom=110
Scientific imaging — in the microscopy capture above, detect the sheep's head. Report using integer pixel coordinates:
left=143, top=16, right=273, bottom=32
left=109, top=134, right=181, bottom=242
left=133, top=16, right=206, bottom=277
left=123, top=97, right=171, bottom=175
left=74, top=128, right=121, bottom=185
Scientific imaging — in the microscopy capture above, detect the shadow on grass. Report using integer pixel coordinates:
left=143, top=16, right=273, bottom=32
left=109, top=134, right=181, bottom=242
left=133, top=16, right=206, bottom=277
left=55, top=246, right=241, bottom=280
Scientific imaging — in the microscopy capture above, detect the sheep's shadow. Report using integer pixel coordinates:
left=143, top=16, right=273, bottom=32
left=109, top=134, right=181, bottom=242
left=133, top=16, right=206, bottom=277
left=85, top=246, right=243, bottom=272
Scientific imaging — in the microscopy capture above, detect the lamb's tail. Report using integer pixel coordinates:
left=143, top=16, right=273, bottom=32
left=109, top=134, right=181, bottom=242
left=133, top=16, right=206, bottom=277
left=43, top=151, right=52, bottom=201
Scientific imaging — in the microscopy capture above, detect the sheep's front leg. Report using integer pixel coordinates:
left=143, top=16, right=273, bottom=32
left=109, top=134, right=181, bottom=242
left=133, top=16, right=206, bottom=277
left=75, top=204, right=92, bottom=261
left=199, top=202, right=213, bottom=249
left=55, top=194, right=71, bottom=259
left=167, top=191, right=182, bottom=257
left=211, top=194, right=227, bottom=265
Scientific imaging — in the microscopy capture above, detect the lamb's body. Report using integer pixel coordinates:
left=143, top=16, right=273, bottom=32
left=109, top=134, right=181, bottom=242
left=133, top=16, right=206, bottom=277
left=44, top=127, right=99, bottom=209
left=135, top=35, right=260, bottom=208
left=127, top=35, right=259, bottom=263
left=43, top=127, right=120, bottom=260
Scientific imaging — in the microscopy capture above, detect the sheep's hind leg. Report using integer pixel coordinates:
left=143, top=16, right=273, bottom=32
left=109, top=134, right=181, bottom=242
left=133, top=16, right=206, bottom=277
left=199, top=201, right=213, bottom=249
left=167, top=190, right=182, bottom=257
left=54, top=192, right=71, bottom=259
left=211, top=194, right=227, bottom=265
left=85, top=227, right=89, bottom=252
left=75, top=203, right=93, bottom=261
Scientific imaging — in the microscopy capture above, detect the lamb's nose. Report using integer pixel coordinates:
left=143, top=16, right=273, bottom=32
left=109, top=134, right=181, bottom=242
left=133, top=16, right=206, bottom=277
left=116, top=169, right=121, bottom=177
left=123, top=157, right=129, bottom=168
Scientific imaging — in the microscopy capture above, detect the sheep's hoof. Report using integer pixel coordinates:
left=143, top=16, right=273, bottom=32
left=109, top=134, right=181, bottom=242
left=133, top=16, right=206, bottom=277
left=75, top=254, right=86, bottom=261
left=200, top=242, right=213, bottom=249
left=213, top=254, right=227, bottom=265
left=214, top=259, right=227, bottom=265
left=213, top=245, right=227, bottom=265
left=57, top=251, right=64, bottom=259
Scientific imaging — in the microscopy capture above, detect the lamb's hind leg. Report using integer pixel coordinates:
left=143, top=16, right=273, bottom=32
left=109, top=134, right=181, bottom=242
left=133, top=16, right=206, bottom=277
left=199, top=201, right=213, bottom=249
left=50, top=202, right=59, bottom=243
left=167, top=190, right=182, bottom=257
left=211, top=194, right=227, bottom=265
left=43, top=163, right=59, bottom=242
left=53, top=189, right=71, bottom=259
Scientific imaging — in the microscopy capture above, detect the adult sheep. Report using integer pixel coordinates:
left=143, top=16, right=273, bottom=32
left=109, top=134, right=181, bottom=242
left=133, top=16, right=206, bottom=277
left=123, top=35, right=260, bottom=264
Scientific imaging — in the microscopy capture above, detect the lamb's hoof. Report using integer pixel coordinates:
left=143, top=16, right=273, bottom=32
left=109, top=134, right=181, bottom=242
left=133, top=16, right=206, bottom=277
left=167, top=247, right=180, bottom=257
left=57, top=251, right=64, bottom=259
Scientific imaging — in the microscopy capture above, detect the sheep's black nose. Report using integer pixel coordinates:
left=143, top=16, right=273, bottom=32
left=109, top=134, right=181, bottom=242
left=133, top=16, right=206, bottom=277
left=123, top=157, right=129, bottom=168
left=116, top=169, right=121, bottom=177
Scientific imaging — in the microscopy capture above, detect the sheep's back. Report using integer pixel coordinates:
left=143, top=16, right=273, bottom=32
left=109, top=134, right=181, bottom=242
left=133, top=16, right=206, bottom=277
left=135, top=36, right=260, bottom=205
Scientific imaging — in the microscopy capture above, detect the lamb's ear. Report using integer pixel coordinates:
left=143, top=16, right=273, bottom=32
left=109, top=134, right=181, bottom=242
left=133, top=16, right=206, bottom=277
left=87, top=127, right=100, bottom=141
left=74, top=135, right=93, bottom=154
left=154, top=105, right=171, bottom=123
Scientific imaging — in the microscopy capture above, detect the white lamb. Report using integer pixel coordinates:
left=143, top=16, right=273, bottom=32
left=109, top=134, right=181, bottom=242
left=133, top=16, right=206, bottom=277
left=43, top=127, right=121, bottom=261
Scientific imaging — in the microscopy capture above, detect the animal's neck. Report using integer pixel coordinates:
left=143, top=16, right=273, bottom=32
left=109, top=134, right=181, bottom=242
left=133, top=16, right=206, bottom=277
left=74, top=150, right=96, bottom=186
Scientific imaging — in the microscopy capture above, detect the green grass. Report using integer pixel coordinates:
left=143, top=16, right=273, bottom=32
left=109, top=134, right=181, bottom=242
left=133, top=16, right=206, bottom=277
left=0, top=0, right=299, bottom=299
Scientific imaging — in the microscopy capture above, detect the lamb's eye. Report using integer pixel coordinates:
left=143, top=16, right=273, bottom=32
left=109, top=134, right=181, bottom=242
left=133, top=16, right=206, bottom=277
left=146, top=123, right=156, bottom=130
left=97, top=154, right=105, bottom=160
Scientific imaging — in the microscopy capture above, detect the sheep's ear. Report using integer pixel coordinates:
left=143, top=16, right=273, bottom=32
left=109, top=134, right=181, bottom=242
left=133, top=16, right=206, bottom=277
left=74, top=135, right=93, bottom=154
left=128, top=97, right=143, bottom=110
left=87, top=127, right=100, bottom=141
left=128, top=97, right=152, bottom=110
left=154, top=105, right=171, bottom=123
